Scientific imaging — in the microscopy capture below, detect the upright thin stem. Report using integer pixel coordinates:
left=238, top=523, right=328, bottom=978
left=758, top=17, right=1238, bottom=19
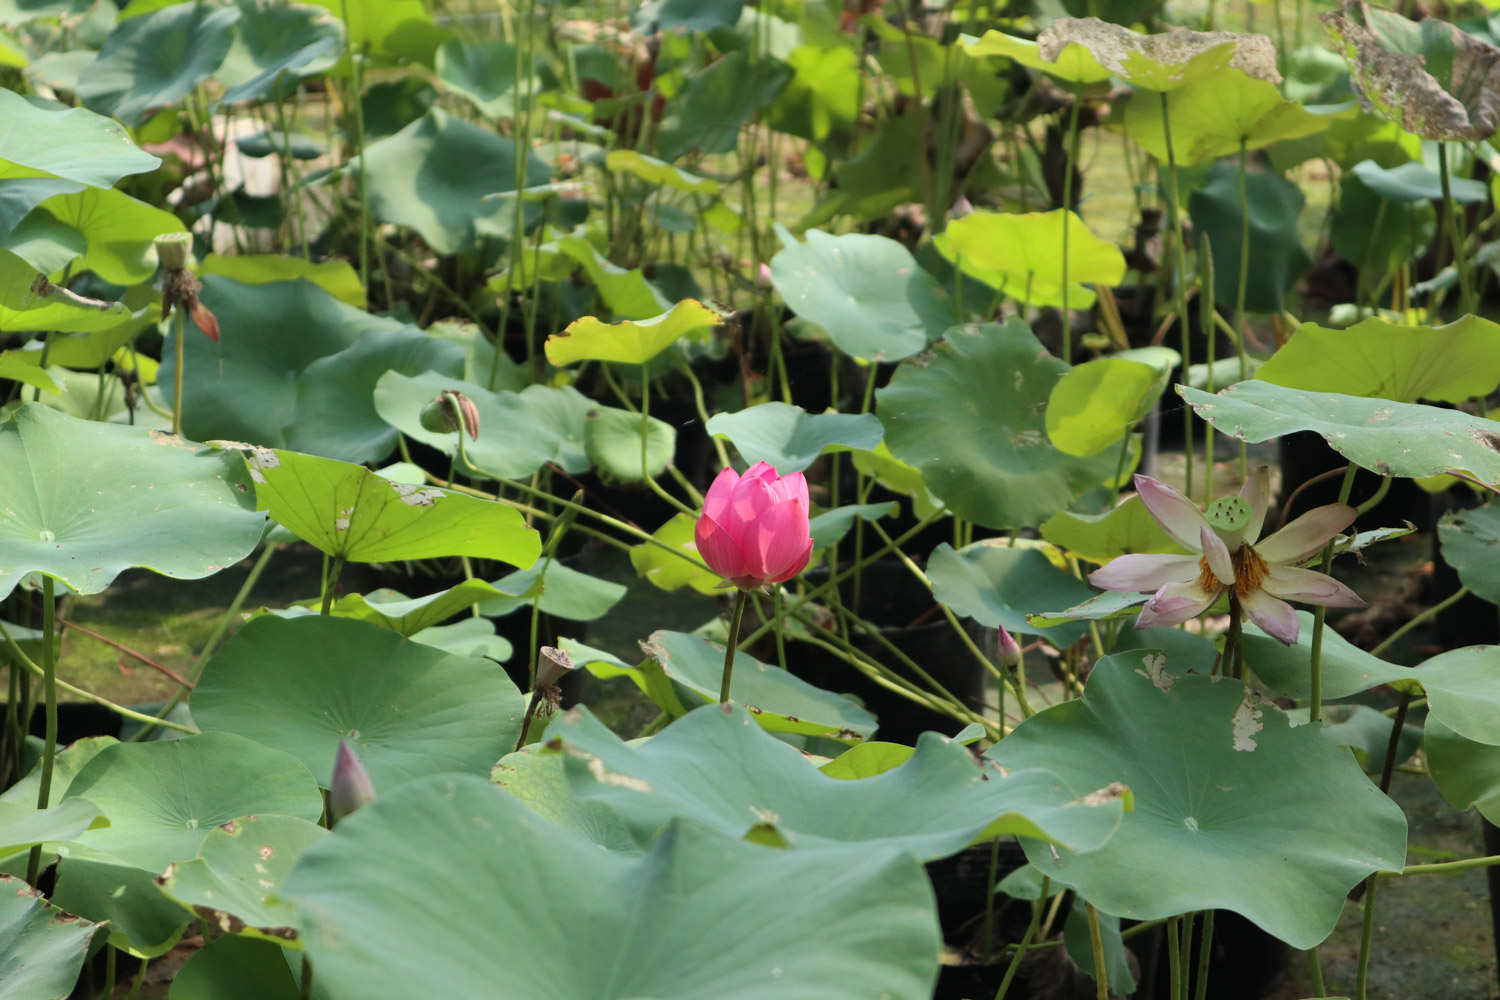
left=994, top=876, right=1049, bottom=1000
left=1193, top=910, right=1215, bottom=1000
left=1060, top=86, right=1083, bottom=365
left=1233, top=139, right=1251, bottom=478
left=320, top=556, right=346, bottom=616
left=1307, top=463, right=1358, bottom=723
left=171, top=307, right=186, bottom=436
left=718, top=589, right=749, bottom=703
left=1355, top=876, right=1378, bottom=1000
left=1159, top=92, right=1193, bottom=499
left=1085, top=901, right=1109, bottom=1000
left=25, top=575, right=56, bottom=886
left=1438, top=142, right=1474, bottom=316
left=1166, top=915, right=1183, bottom=1000
left=1306, top=948, right=1328, bottom=996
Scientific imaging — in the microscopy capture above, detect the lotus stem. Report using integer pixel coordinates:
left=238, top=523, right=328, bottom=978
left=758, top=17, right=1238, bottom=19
left=1355, top=875, right=1378, bottom=1000
left=718, top=589, right=749, bottom=703
left=1307, top=463, right=1358, bottom=723
left=1085, top=901, right=1109, bottom=1000
left=1193, top=909, right=1215, bottom=1000
left=1438, top=142, right=1474, bottom=316
left=993, top=876, right=1049, bottom=1000
left=171, top=306, right=185, bottom=436
left=1159, top=91, right=1193, bottom=499
left=25, top=575, right=55, bottom=886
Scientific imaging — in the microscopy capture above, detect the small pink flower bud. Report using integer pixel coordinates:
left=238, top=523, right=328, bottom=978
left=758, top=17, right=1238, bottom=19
left=996, top=625, right=1022, bottom=670
left=329, top=739, right=375, bottom=823
left=694, top=461, right=814, bottom=590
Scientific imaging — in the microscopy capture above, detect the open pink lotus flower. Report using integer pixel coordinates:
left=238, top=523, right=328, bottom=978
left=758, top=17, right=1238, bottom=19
left=694, top=461, right=814, bottom=590
left=1088, top=470, right=1365, bottom=645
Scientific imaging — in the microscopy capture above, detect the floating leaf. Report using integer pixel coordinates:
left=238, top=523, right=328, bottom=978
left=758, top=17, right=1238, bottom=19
left=927, top=542, right=1097, bottom=645
left=1257, top=316, right=1500, bottom=404
left=77, top=3, right=241, bottom=125
left=1046, top=358, right=1167, bottom=456
left=194, top=615, right=526, bottom=793
left=285, top=773, right=943, bottom=999
left=1041, top=495, right=1189, bottom=564
left=0, top=873, right=103, bottom=997
left=1122, top=66, right=1328, bottom=164
left=1181, top=380, right=1500, bottom=486
left=770, top=229, right=955, bottom=362
left=936, top=209, right=1125, bottom=310
left=879, top=321, right=1119, bottom=529
left=0, top=90, right=159, bottom=187
left=0, top=404, right=263, bottom=601
left=706, top=403, right=883, bottom=474
left=1323, top=0, right=1500, bottom=140
left=157, top=815, right=328, bottom=944
left=545, top=299, right=719, bottom=367
left=243, top=447, right=539, bottom=566
left=988, top=654, right=1407, bottom=948
left=550, top=703, right=1124, bottom=857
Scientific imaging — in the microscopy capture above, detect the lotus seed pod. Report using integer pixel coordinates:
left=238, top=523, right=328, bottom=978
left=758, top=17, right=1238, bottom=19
left=154, top=232, right=192, bottom=271
left=419, top=390, right=480, bottom=440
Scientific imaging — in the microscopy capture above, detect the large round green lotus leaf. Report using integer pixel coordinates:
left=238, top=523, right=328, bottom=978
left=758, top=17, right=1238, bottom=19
left=1241, top=612, right=1407, bottom=701
left=0, top=90, right=159, bottom=187
left=927, top=543, right=1096, bottom=645
left=964, top=30, right=1113, bottom=84
left=168, top=935, right=303, bottom=1000
left=76, top=3, right=240, bottom=125
left=434, top=37, right=531, bottom=119
left=302, top=0, right=450, bottom=65
left=478, top=562, right=626, bottom=621
left=656, top=49, right=792, bottom=162
left=936, top=209, right=1125, bottom=310
left=627, top=513, right=719, bottom=595
left=1122, top=66, right=1329, bottom=165
left=550, top=703, right=1125, bottom=857
left=769, top=229, right=955, bottom=363
left=285, top=773, right=943, bottom=999
left=409, top=616, right=513, bottom=661
left=583, top=404, right=676, bottom=482
left=374, top=371, right=589, bottom=480
left=706, top=402, right=883, bottom=474
left=1181, top=380, right=1500, bottom=487
left=193, top=615, right=527, bottom=791
left=605, top=150, right=719, bottom=195
left=23, top=186, right=185, bottom=285
left=323, top=581, right=505, bottom=636
left=809, top=501, right=898, bottom=551
left=1350, top=159, right=1489, bottom=203
left=1331, top=170, right=1437, bottom=280
left=1439, top=501, right=1500, bottom=603
left=0, top=404, right=263, bottom=601
left=53, top=858, right=190, bottom=958
left=1426, top=718, right=1500, bottom=825
left=283, top=328, right=464, bottom=463
left=158, top=275, right=437, bottom=452
left=632, top=0, right=742, bottom=33
left=1323, top=0, right=1500, bottom=141
left=359, top=109, right=549, bottom=254
left=241, top=446, right=541, bottom=567
left=1030, top=17, right=1280, bottom=91
left=544, top=299, right=719, bottom=367
left=58, top=733, right=323, bottom=873
left=489, top=747, right=637, bottom=852
left=199, top=254, right=363, bottom=308
left=1188, top=162, right=1312, bottom=314
left=629, top=630, right=877, bottom=741
left=1041, top=494, right=1189, bottom=564
left=1260, top=316, right=1500, bottom=406
left=0, top=872, right=103, bottom=996
left=1046, top=358, right=1167, bottom=456
left=0, top=799, right=103, bottom=860
left=216, top=0, right=342, bottom=106
left=879, top=321, right=1119, bottom=530
left=158, top=814, right=327, bottom=945
left=554, top=235, right=671, bottom=320
left=988, top=654, right=1407, bottom=948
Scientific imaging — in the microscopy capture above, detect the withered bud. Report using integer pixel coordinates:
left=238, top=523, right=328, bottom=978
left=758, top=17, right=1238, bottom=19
left=418, top=390, right=480, bottom=440
left=329, top=739, right=375, bottom=823
left=535, top=645, right=576, bottom=689
left=154, top=232, right=193, bottom=272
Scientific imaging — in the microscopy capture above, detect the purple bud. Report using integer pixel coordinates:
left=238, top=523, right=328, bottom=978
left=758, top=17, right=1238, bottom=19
left=329, top=739, right=375, bottom=823
left=996, top=625, right=1022, bottom=670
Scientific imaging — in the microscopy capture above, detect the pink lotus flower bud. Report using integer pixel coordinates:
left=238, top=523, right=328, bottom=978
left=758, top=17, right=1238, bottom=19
left=329, top=739, right=375, bottom=823
left=756, top=262, right=773, bottom=289
left=996, top=625, right=1022, bottom=669
left=694, top=461, right=814, bottom=590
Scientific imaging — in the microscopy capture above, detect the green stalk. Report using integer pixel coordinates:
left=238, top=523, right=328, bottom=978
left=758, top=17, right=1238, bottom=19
left=1193, top=910, right=1215, bottom=1000
left=24, top=575, right=55, bottom=886
left=1307, top=463, right=1358, bottom=723
left=1355, top=876, right=1378, bottom=1000
left=718, top=589, right=749, bottom=703
left=1178, top=911, right=1196, bottom=1000
left=320, top=555, right=346, bottom=616
left=993, top=876, right=1049, bottom=1000
left=339, top=0, right=371, bottom=296
left=1306, top=948, right=1327, bottom=996
left=1438, top=142, right=1474, bottom=316
left=1233, top=140, right=1252, bottom=479
left=1060, top=86, right=1082, bottom=365
left=1085, top=901, right=1109, bottom=1000
left=1199, top=233, right=1216, bottom=502
left=1159, top=92, right=1193, bottom=499
left=1166, top=915, right=1183, bottom=1000
left=1370, top=586, right=1468, bottom=658
left=171, top=307, right=186, bottom=436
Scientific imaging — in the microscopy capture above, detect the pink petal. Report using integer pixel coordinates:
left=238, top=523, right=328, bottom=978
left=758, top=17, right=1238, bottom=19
left=745, top=501, right=812, bottom=583
left=774, top=470, right=810, bottom=510
left=1135, top=578, right=1220, bottom=630
left=1134, top=475, right=1209, bottom=552
left=743, top=461, right=779, bottom=484
left=1239, top=466, right=1272, bottom=544
left=1260, top=565, right=1366, bottom=608
left=768, top=536, right=814, bottom=583
left=1199, top=526, right=1234, bottom=585
left=727, top=474, right=777, bottom=526
left=1240, top=587, right=1300, bottom=644
left=1255, top=504, right=1357, bottom=565
left=702, top=467, right=740, bottom=523
left=694, top=513, right=749, bottom=582
left=1088, top=553, right=1200, bottom=592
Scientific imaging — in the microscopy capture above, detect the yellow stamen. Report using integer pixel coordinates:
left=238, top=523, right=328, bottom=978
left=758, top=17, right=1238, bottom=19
left=1198, top=543, right=1269, bottom=598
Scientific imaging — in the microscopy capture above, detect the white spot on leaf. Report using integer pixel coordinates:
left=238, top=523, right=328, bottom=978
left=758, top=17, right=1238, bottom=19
left=1136, top=652, right=1174, bottom=692
left=1232, top=691, right=1263, bottom=751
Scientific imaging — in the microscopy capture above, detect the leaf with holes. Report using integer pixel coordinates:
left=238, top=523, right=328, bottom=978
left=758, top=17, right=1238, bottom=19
left=241, top=447, right=540, bottom=567
left=988, top=654, right=1407, bottom=948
